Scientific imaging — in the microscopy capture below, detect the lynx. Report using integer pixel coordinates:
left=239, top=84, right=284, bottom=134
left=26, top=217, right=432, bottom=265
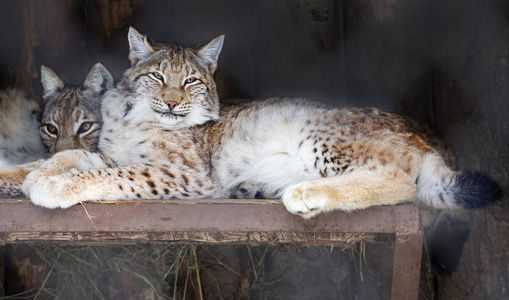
left=0, top=63, right=114, bottom=197
left=21, top=28, right=500, bottom=218
left=39, top=63, right=113, bottom=154
left=0, top=89, right=46, bottom=168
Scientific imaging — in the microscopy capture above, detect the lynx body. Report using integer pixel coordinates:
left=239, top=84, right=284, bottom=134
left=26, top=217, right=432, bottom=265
left=22, top=28, right=500, bottom=217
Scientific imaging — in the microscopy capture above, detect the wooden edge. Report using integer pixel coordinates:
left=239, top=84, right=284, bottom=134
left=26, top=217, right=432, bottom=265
left=0, top=232, right=380, bottom=245
left=0, top=199, right=421, bottom=244
left=0, top=199, right=282, bottom=205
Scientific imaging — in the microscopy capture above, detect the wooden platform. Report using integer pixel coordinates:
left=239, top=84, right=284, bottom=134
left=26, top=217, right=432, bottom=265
left=0, top=199, right=423, bottom=300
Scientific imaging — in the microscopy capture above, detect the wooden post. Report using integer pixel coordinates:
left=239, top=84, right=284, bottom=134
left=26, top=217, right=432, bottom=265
left=391, top=232, right=424, bottom=300
left=0, top=245, right=4, bottom=297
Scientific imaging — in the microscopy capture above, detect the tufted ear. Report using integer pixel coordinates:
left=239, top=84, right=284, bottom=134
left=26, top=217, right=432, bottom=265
left=41, top=65, right=65, bottom=101
left=84, top=63, right=114, bottom=95
left=198, top=35, right=224, bottom=75
left=128, top=27, right=155, bottom=66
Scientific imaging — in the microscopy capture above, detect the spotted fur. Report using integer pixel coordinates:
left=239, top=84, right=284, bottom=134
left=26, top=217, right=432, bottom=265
left=23, top=28, right=501, bottom=217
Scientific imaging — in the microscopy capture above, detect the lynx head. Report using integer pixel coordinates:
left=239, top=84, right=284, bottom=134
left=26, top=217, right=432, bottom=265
left=121, top=27, right=223, bottom=128
left=40, top=63, right=114, bottom=154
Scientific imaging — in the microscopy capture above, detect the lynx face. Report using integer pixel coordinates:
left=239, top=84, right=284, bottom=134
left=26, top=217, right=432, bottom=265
left=40, top=64, right=114, bottom=154
left=121, top=28, right=224, bottom=128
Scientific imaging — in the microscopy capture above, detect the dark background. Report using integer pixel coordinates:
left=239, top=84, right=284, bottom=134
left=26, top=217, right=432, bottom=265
left=0, top=0, right=507, bottom=299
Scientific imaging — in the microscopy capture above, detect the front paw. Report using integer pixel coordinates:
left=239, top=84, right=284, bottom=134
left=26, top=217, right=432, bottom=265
left=282, top=183, right=328, bottom=219
left=22, top=169, right=44, bottom=197
left=26, top=175, right=82, bottom=209
left=22, top=157, right=73, bottom=196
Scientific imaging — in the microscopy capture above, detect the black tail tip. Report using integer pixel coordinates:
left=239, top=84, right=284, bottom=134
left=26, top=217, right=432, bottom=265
left=453, top=172, right=503, bottom=208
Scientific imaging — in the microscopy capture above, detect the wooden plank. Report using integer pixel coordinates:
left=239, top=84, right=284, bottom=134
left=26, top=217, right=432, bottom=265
left=0, top=200, right=421, bottom=244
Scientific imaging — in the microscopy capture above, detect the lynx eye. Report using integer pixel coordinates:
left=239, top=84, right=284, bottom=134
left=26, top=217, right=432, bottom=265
left=184, top=77, right=197, bottom=85
left=46, top=124, right=58, bottom=135
left=150, top=72, right=164, bottom=81
left=78, top=122, right=93, bottom=134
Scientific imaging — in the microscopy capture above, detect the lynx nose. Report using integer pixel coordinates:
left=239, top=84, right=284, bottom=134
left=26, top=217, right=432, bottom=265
left=166, top=101, right=179, bottom=110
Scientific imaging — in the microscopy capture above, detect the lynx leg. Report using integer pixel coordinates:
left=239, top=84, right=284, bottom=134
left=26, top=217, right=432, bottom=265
left=26, top=164, right=215, bottom=209
left=0, top=159, right=46, bottom=181
left=282, top=167, right=417, bottom=218
left=0, top=159, right=46, bottom=198
left=23, top=150, right=111, bottom=197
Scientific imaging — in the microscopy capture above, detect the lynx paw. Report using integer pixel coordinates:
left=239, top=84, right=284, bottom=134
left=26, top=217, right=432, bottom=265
left=23, top=168, right=49, bottom=197
left=282, top=183, right=329, bottom=219
left=26, top=175, right=83, bottom=209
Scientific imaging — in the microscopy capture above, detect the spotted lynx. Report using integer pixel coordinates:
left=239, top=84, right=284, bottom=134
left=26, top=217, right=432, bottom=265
left=39, top=63, right=113, bottom=154
left=0, top=63, right=113, bottom=197
left=22, top=28, right=500, bottom=217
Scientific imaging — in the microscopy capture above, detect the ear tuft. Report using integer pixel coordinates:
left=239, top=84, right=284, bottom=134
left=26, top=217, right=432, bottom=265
left=41, top=65, right=65, bottom=100
left=84, top=63, right=115, bottom=95
left=198, top=35, right=224, bottom=75
left=128, top=27, right=155, bottom=65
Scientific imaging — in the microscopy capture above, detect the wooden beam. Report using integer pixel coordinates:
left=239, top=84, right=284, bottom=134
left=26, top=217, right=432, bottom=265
left=0, top=200, right=420, bottom=244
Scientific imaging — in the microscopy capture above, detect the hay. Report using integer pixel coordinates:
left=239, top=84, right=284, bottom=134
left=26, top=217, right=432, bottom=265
left=26, top=244, right=190, bottom=300
left=1, top=235, right=395, bottom=299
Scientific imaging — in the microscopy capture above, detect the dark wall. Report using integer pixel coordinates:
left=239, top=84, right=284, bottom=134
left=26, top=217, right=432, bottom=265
left=0, top=0, right=508, bottom=299
left=0, top=0, right=349, bottom=105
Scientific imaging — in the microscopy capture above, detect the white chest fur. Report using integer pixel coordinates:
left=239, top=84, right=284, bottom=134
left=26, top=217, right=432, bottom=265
left=99, top=92, right=155, bottom=166
left=212, top=102, right=327, bottom=197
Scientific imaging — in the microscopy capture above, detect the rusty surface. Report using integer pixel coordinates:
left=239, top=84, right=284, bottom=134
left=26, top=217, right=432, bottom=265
left=391, top=232, right=424, bottom=300
left=0, top=200, right=421, bottom=243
